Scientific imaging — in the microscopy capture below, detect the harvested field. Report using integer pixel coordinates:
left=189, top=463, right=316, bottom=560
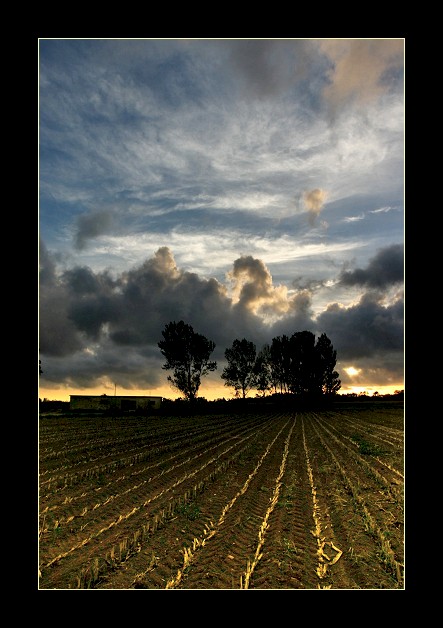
left=38, top=404, right=404, bottom=589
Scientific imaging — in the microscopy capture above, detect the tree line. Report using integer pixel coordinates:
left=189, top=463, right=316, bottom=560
left=158, top=320, right=341, bottom=403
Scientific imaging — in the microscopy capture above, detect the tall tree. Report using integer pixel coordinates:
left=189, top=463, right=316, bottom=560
left=253, top=344, right=273, bottom=397
left=315, top=332, right=341, bottom=396
left=287, top=330, right=321, bottom=396
left=269, top=335, right=291, bottom=393
left=221, top=338, right=257, bottom=398
left=158, top=320, right=217, bottom=402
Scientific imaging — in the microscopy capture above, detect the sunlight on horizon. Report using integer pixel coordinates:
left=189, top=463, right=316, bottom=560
left=39, top=381, right=404, bottom=403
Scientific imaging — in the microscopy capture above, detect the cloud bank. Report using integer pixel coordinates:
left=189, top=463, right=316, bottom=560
left=39, top=241, right=404, bottom=394
left=338, top=243, right=404, bottom=289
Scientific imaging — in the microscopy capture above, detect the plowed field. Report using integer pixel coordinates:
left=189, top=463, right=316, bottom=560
left=38, top=405, right=404, bottom=589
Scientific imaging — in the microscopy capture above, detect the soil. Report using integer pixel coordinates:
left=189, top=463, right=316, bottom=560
left=38, top=404, right=404, bottom=589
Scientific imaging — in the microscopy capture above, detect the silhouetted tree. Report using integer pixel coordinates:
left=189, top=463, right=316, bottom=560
left=287, top=331, right=321, bottom=396
left=270, top=335, right=291, bottom=393
left=39, top=360, right=43, bottom=375
left=221, top=338, right=257, bottom=398
left=266, top=330, right=341, bottom=400
left=315, top=332, right=341, bottom=396
left=158, top=321, right=217, bottom=402
left=253, top=343, right=273, bottom=397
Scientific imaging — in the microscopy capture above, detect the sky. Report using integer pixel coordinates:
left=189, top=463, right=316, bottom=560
left=38, top=38, right=404, bottom=401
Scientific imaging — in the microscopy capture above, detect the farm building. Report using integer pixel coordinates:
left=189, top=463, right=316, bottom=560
left=69, top=395, right=163, bottom=412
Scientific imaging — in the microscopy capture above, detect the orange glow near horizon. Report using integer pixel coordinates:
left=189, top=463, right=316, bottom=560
left=341, top=385, right=403, bottom=396
left=39, top=381, right=404, bottom=403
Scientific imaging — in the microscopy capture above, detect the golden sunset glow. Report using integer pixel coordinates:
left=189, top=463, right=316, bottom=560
left=341, top=384, right=403, bottom=397
left=39, top=379, right=404, bottom=403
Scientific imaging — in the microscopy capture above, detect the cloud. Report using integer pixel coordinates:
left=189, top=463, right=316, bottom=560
left=338, top=243, right=404, bottom=289
left=303, top=188, right=328, bottom=225
left=319, top=39, right=404, bottom=121
left=269, top=289, right=316, bottom=341
left=319, top=39, right=404, bottom=110
left=74, top=210, right=117, bottom=250
left=316, top=291, right=404, bottom=360
left=369, top=206, right=395, bottom=214
left=228, top=255, right=290, bottom=321
left=39, top=248, right=87, bottom=358
left=291, top=276, right=328, bottom=292
left=343, top=213, right=365, bottom=223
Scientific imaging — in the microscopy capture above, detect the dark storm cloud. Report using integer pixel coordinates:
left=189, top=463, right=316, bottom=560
left=68, top=296, right=119, bottom=341
left=63, top=266, right=115, bottom=295
left=269, top=290, right=316, bottom=341
left=338, top=244, right=404, bottom=289
left=316, top=291, right=404, bottom=360
left=42, top=346, right=164, bottom=391
left=62, top=267, right=121, bottom=341
left=107, top=246, right=237, bottom=348
left=74, top=210, right=117, bottom=250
